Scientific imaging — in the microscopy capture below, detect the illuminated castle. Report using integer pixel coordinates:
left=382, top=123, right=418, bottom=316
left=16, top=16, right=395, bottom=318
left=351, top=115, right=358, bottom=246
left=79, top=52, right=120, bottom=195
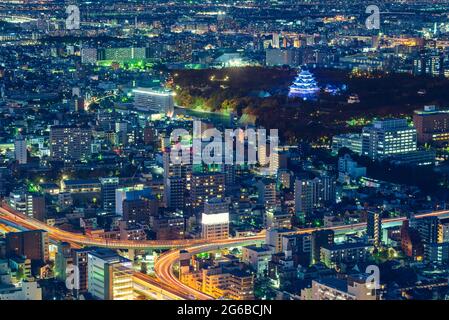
left=288, top=68, right=320, bottom=100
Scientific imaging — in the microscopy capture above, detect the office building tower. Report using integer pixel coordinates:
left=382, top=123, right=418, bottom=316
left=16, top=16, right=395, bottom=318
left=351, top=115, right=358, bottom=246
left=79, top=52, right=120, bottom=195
left=55, top=242, right=73, bottom=285
left=122, top=196, right=158, bottom=225
left=272, top=33, right=280, bottom=48
left=166, top=176, right=185, bottom=209
left=294, top=176, right=336, bottom=216
left=201, top=198, right=229, bottom=240
left=143, top=125, right=156, bottom=145
left=426, top=243, right=449, bottom=264
left=416, top=216, right=440, bottom=260
left=266, top=48, right=295, bottom=66
left=278, top=169, right=292, bottom=189
left=72, top=248, right=90, bottom=295
left=400, top=220, right=424, bottom=259
left=331, top=134, right=363, bottom=155
left=268, top=150, right=287, bottom=175
left=265, top=208, right=292, bottom=230
left=87, top=249, right=133, bottom=300
left=413, top=105, right=449, bottom=145
left=150, top=215, right=185, bottom=240
left=426, top=51, right=444, bottom=77
left=311, top=230, right=334, bottom=265
left=282, top=234, right=311, bottom=267
left=163, top=148, right=192, bottom=209
left=367, top=211, right=382, bottom=248
left=8, top=191, right=46, bottom=221
left=438, top=218, right=449, bottom=243
left=81, top=48, right=98, bottom=64
left=256, top=179, right=277, bottom=209
left=115, top=185, right=153, bottom=216
left=14, top=135, right=27, bottom=164
left=133, top=87, right=175, bottom=117
left=338, top=154, right=367, bottom=183
left=100, top=177, right=119, bottom=213
left=417, top=216, right=439, bottom=245
left=191, top=172, right=225, bottom=211
left=6, top=230, right=49, bottom=264
left=222, top=164, right=236, bottom=189
left=50, top=125, right=92, bottom=162
left=294, top=178, right=314, bottom=216
left=361, top=119, right=417, bottom=161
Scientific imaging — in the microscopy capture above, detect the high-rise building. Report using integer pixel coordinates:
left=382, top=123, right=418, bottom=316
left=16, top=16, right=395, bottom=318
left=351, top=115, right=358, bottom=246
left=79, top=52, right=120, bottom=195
left=163, top=148, right=192, bottom=209
left=361, top=119, right=417, bottom=161
left=311, top=230, right=334, bottom=265
left=294, top=176, right=336, bottom=216
left=87, top=249, right=133, bottom=300
left=115, top=185, right=153, bottom=216
left=5, top=230, right=49, bottom=264
left=416, top=216, right=440, bottom=260
left=367, top=211, right=382, bottom=248
left=256, top=178, right=277, bottom=209
left=269, top=150, right=288, bottom=175
left=8, top=191, right=46, bottom=221
left=294, top=178, right=314, bottom=216
left=143, top=125, right=156, bottom=145
left=400, top=220, right=424, bottom=260
left=331, top=134, right=363, bottom=155
left=282, top=234, right=311, bottom=267
left=100, top=178, right=119, bottom=213
left=81, top=48, right=98, bottom=64
left=416, top=216, right=439, bottom=245
left=72, top=248, right=90, bottom=295
left=272, top=33, right=280, bottom=48
left=50, top=125, right=92, bottom=162
left=123, top=196, right=158, bottom=225
left=150, top=215, right=185, bottom=240
left=55, top=242, right=72, bottom=283
left=133, top=87, right=175, bottom=117
left=14, top=135, right=27, bottom=164
left=426, top=51, right=444, bottom=77
left=265, top=48, right=295, bottom=66
left=201, top=198, right=229, bottom=240
left=166, top=176, right=185, bottom=209
left=191, top=172, right=225, bottom=211
left=413, top=105, right=449, bottom=145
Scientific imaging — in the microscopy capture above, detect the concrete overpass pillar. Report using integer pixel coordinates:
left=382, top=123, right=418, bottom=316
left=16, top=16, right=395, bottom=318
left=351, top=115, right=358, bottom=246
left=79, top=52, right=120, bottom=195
left=128, top=249, right=135, bottom=260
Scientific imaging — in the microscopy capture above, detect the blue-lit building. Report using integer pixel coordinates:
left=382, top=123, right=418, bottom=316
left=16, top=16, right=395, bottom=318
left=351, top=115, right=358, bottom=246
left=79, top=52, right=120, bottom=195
left=288, top=69, right=320, bottom=100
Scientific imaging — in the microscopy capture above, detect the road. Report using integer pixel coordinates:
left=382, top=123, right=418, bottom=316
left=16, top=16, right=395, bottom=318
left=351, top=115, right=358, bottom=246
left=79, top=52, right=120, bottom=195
left=0, top=205, right=213, bottom=249
left=2, top=202, right=449, bottom=300
left=153, top=209, right=449, bottom=299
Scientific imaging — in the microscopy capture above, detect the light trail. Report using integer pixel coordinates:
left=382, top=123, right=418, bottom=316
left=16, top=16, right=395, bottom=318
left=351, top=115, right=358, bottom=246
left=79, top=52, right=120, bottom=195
left=2, top=201, right=449, bottom=300
left=154, top=210, right=449, bottom=300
